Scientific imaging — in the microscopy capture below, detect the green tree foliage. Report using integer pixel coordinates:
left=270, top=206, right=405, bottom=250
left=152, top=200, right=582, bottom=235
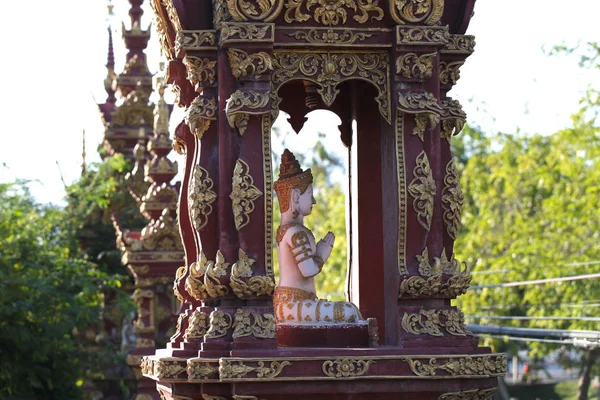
left=0, top=181, right=127, bottom=399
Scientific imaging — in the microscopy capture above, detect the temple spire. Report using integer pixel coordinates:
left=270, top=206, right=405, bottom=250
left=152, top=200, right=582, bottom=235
left=104, top=2, right=116, bottom=104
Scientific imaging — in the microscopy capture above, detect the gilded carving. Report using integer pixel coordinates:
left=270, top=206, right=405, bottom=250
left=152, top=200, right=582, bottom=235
left=150, top=0, right=174, bottom=59
left=396, top=52, right=436, bottom=80
left=227, top=0, right=284, bottom=22
left=214, top=0, right=233, bottom=26
left=227, top=49, right=273, bottom=79
left=438, top=388, right=497, bottom=400
left=185, top=251, right=211, bottom=300
left=407, top=151, right=435, bottom=231
left=170, top=313, right=185, bottom=341
left=225, top=90, right=271, bottom=135
left=206, top=310, right=233, bottom=339
left=442, top=159, right=463, bottom=240
left=232, top=308, right=276, bottom=339
left=184, top=309, right=209, bottom=339
left=219, top=360, right=291, bottom=380
left=401, top=309, right=470, bottom=337
left=272, top=51, right=390, bottom=123
left=397, top=92, right=442, bottom=141
left=404, top=355, right=506, bottom=378
left=187, top=359, right=219, bottom=380
left=175, top=30, right=217, bottom=52
left=286, top=28, right=374, bottom=45
left=204, top=251, right=230, bottom=297
left=189, top=165, right=217, bottom=231
left=154, top=359, right=187, bottom=380
left=396, top=25, right=449, bottom=45
left=230, top=249, right=275, bottom=298
left=322, top=359, right=374, bottom=378
left=399, top=273, right=442, bottom=297
left=389, top=0, right=444, bottom=25
left=396, top=113, right=408, bottom=275
left=203, top=396, right=228, bottom=400
left=141, top=210, right=184, bottom=251
left=230, top=160, right=264, bottom=230
left=173, top=137, right=186, bottom=155
left=443, top=34, right=476, bottom=55
left=440, top=99, right=466, bottom=142
left=183, top=56, right=217, bottom=86
left=185, top=96, right=218, bottom=140
left=284, top=0, right=384, bottom=25
left=160, top=0, right=183, bottom=31
left=220, top=22, right=273, bottom=43
left=440, top=61, right=464, bottom=86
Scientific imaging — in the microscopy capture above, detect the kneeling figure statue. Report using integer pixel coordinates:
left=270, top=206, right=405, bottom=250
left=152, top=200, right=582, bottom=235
left=273, top=149, right=363, bottom=325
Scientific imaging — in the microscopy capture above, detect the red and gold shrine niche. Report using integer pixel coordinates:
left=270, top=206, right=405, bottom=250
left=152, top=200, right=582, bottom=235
left=141, top=1, right=506, bottom=399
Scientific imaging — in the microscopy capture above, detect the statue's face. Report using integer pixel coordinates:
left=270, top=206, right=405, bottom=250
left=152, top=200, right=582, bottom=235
left=298, top=184, right=316, bottom=216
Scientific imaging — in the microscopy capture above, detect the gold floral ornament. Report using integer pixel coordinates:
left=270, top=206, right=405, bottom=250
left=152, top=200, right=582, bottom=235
left=322, top=359, right=375, bottom=378
left=183, top=56, right=217, bottom=86
left=184, top=309, right=209, bottom=339
left=140, top=209, right=184, bottom=250
left=443, top=34, right=476, bottom=55
left=175, top=30, right=217, bottom=53
left=185, top=251, right=211, bottom=300
left=439, top=388, right=497, bottom=400
left=206, top=310, right=233, bottom=339
left=220, top=23, right=273, bottom=44
left=230, top=160, right=264, bottom=231
left=440, top=61, right=464, bottom=87
left=225, top=90, right=271, bottom=135
left=441, top=158, right=464, bottom=240
left=226, top=0, right=284, bottom=22
left=232, top=308, right=276, bottom=339
left=154, top=359, right=187, bottom=380
left=189, top=165, right=217, bottom=231
left=204, top=251, right=230, bottom=298
left=230, top=249, right=275, bottom=298
left=396, top=25, right=449, bottom=45
left=219, top=359, right=291, bottom=380
left=286, top=28, right=374, bottom=45
left=440, top=99, right=466, bottom=142
left=396, top=52, right=436, bottom=80
left=397, top=92, right=443, bottom=141
left=271, top=51, right=390, bottom=123
left=389, top=0, right=444, bottom=25
left=407, top=151, right=435, bottom=231
left=187, top=358, right=219, bottom=381
left=401, top=309, right=470, bottom=337
left=284, top=0, right=384, bottom=25
left=227, top=49, right=273, bottom=79
left=185, top=96, right=218, bottom=140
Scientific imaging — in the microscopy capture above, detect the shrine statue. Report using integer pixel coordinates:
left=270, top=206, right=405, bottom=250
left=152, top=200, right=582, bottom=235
left=273, top=149, right=363, bottom=324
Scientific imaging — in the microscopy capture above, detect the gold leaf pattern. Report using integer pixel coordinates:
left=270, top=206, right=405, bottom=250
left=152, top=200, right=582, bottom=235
left=204, top=250, right=230, bottom=298
left=231, top=160, right=263, bottom=231
left=189, top=165, right=217, bottom=231
left=401, top=309, right=470, bottom=337
left=284, top=0, right=383, bottom=25
left=441, top=158, right=464, bottom=240
left=322, top=359, right=375, bottom=378
left=228, top=49, right=273, bottom=79
left=389, top=0, right=444, bottom=25
left=407, top=151, right=435, bottom=231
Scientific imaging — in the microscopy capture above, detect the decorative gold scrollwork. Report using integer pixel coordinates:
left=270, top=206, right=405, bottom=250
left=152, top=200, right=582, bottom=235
left=185, top=96, right=218, bottom=140
left=396, top=52, right=436, bottom=80
left=401, top=309, right=470, bottom=337
left=230, top=249, right=275, bottom=298
left=204, top=251, right=230, bottom=298
left=225, top=90, right=271, bottom=135
left=440, top=61, right=464, bottom=87
left=396, top=25, right=449, bottom=45
left=389, top=0, right=444, bottom=26
left=322, top=359, right=375, bottom=378
left=232, top=308, right=276, bottom=339
left=175, top=30, right=217, bottom=53
left=184, top=309, right=209, bottom=339
left=407, top=151, right=435, bottom=231
left=231, top=160, right=264, bottom=231
left=219, top=360, right=291, bottom=380
left=272, top=51, right=390, bottom=123
left=262, top=114, right=274, bottom=276
left=286, top=28, right=374, bottom=45
left=397, top=92, right=443, bottom=141
left=154, top=359, right=187, bottom=380
left=206, top=310, right=233, bottom=339
left=185, top=251, right=211, bottom=300
left=187, top=359, right=219, bottom=381
left=227, top=49, right=273, bottom=79
left=284, top=0, right=384, bottom=25
left=189, top=165, right=217, bottom=231
left=443, top=34, right=476, bottom=55
left=440, top=98, right=466, bottom=142
left=220, top=22, right=274, bottom=43
left=438, top=387, right=497, bottom=400
left=442, top=158, right=463, bottom=240
left=226, top=0, right=284, bottom=22
left=402, top=355, right=506, bottom=378
left=183, top=56, right=216, bottom=86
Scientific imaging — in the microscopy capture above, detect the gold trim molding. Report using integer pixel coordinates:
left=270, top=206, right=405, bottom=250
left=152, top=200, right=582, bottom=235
left=272, top=50, right=391, bottom=124
left=396, top=25, right=449, bottom=45
left=262, top=114, right=274, bottom=276
left=407, top=150, right=436, bottom=231
left=187, top=358, right=220, bottom=381
left=220, top=359, right=291, bottom=380
left=231, top=159, right=264, bottom=230
left=189, top=165, right=217, bottom=231
left=220, top=22, right=274, bottom=44
left=438, top=387, right=496, bottom=400
left=284, top=0, right=384, bottom=26
left=396, top=112, right=408, bottom=275
left=285, top=28, right=375, bottom=45
left=322, top=359, right=374, bottom=378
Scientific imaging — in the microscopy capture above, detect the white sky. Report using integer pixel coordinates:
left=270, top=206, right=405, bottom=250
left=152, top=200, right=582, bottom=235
left=1, top=1, right=599, bottom=205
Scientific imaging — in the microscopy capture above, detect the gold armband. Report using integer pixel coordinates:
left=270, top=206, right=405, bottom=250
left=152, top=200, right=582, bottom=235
left=313, top=255, right=324, bottom=271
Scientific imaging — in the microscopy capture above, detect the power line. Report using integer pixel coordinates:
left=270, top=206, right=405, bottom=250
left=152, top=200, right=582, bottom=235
left=466, top=315, right=600, bottom=322
left=471, top=272, right=600, bottom=290
left=467, top=324, right=600, bottom=341
left=469, top=260, right=600, bottom=276
left=476, top=300, right=600, bottom=310
left=474, top=334, right=575, bottom=346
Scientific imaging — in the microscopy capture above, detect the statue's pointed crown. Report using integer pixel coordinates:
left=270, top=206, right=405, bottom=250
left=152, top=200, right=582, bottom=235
left=274, top=149, right=313, bottom=212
